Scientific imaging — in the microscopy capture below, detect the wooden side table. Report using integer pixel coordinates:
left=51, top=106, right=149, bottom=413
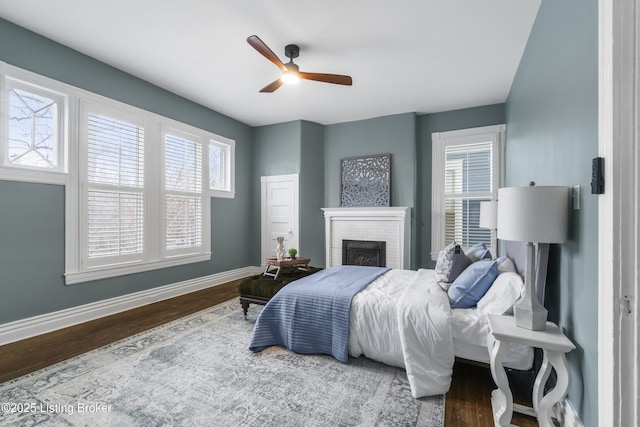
left=487, top=314, right=575, bottom=427
left=263, top=257, right=311, bottom=280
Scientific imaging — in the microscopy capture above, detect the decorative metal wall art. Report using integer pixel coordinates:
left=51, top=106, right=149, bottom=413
left=340, top=154, right=391, bottom=207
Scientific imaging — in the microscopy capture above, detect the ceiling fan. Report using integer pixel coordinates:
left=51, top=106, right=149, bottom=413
left=247, top=35, right=353, bottom=93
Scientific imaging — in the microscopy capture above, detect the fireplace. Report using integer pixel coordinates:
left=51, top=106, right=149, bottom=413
left=342, top=240, right=386, bottom=267
left=322, top=207, right=410, bottom=269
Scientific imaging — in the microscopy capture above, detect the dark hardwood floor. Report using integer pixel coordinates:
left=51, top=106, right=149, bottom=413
left=0, top=280, right=537, bottom=427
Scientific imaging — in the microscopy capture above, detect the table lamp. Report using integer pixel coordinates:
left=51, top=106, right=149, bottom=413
left=479, top=201, right=497, bottom=230
left=497, top=185, right=569, bottom=330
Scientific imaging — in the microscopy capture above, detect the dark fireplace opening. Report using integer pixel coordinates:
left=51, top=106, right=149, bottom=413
left=342, top=240, right=386, bottom=267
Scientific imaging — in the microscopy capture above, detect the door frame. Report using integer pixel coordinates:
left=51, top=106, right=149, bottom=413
left=598, top=0, right=639, bottom=424
left=260, top=173, right=300, bottom=264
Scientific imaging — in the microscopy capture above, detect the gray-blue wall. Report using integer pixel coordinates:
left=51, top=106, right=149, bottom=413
left=324, top=113, right=419, bottom=267
left=505, top=0, right=598, bottom=424
left=0, top=18, right=255, bottom=323
left=251, top=121, right=302, bottom=263
left=299, top=121, right=326, bottom=265
left=324, top=113, right=418, bottom=209
left=252, top=120, right=325, bottom=266
left=253, top=121, right=302, bottom=177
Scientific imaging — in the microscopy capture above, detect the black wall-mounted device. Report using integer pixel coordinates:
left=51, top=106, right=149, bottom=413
left=591, top=157, right=604, bottom=194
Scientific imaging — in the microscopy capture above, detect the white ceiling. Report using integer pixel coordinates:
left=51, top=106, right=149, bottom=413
left=0, top=0, right=541, bottom=127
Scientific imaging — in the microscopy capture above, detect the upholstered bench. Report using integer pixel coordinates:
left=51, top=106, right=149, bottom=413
left=238, top=266, right=321, bottom=318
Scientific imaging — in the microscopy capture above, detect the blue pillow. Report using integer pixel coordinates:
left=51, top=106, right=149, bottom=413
left=448, top=260, right=499, bottom=308
left=465, top=243, right=492, bottom=262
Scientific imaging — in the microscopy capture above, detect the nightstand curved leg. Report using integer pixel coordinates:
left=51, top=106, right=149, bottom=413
left=532, top=348, right=551, bottom=414
left=538, top=350, right=571, bottom=427
left=490, top=337, right=514, bottom=426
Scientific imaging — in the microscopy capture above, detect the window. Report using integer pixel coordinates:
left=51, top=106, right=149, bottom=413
left=431, top=125, right=504, bottom=260
left=0, top=66, right=68, bottom=184
left=66, top=101, right=214, bottom=284
left=9, top=87, right=59, bottom=168
left=209, top=137, right=235, bottom=198
left=1, top=61, right=236, bottom=284
left=85, top=112, right=145, bottom=266
left=164, top=130, right=203, bottom=254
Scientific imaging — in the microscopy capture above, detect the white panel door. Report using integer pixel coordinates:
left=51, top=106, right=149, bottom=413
left=261, top=174, right=299, bottom=263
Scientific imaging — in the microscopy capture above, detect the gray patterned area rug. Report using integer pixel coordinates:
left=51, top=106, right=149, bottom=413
left=0, top=299, right=444, bottom=426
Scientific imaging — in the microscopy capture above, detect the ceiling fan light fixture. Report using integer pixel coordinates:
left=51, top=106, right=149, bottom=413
left=281, top=71, right=300, bottom=85
left=247, top=35, right=352, bottom=92
left=281, top=62, right=300, bottom=85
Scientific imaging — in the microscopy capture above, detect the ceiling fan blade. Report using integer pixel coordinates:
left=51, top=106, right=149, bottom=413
left=299, top=72, right=353, bottom=86
left=247, top=35, right=286, bottom=71
left=259, top=78, right=284, bottom=93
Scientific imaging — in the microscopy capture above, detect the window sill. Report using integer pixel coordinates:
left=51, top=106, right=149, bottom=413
left=210, top=189, right=235, bottom=199
left=0, top=167, right=68, bottom=186
left=65, top=252, right=212, bottom=285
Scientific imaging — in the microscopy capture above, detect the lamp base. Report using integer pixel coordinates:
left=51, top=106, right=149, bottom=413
left=514, top=303, right=548, bottom=331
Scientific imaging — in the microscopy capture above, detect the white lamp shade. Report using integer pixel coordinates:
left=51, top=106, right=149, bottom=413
left=497, top=186, right=569, bottom=243
left=479, top=201, right=497, bottom=229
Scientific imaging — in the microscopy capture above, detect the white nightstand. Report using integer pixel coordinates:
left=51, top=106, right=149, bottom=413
left=487, top=314, right=575, bottom=427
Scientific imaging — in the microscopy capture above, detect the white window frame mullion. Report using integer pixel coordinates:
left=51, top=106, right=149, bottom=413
left=64, top=97, right=80, bottom=278
left=145, top=122, right=161, bottom=264
left=77, top=101, right=91, bottom=273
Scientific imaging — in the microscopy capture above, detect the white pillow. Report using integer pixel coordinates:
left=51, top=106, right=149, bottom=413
left=476, top=272, right=524, bottom=315
left=495, top=256, right=516, bottom=273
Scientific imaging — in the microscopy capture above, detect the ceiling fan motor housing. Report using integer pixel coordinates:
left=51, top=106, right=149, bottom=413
left=284, top=62, right=299, bottom=72
left=284, top=44, right=300, bottom=60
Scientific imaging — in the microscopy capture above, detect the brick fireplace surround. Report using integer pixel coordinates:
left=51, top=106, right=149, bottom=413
left=322, top=207, right=411, bottom=270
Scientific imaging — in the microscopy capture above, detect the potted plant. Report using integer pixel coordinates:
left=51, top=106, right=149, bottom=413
left=288, top=248, right=298, bottom=259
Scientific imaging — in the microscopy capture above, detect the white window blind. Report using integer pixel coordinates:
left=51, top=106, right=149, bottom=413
left=443, top=142, right=493, bottom=248
left=86, top=113, right=144, bottom=260
left=165, top=134, right=202, bottom=251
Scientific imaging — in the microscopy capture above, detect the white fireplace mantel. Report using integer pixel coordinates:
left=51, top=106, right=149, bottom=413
left=322, top=207, right=411, bottom=269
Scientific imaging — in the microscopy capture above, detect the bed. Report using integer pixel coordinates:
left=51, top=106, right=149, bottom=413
left=249, top=241, right=549, bottom=398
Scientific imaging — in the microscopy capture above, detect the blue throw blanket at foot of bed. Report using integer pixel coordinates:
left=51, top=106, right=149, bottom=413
left=249, top=265, right=390, bottom=362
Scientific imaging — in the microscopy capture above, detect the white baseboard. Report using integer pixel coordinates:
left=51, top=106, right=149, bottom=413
left=553, top=399, right=584, bottom=427
left=0, top=266, right=262, bottom=346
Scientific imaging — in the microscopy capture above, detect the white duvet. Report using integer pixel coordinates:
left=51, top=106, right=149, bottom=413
left=348, top=268, right=454, bottom=398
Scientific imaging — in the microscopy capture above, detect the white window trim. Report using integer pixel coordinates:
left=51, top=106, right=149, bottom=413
left=209, top=136, right=235, bottom=199
left=431, top=124, right=505, bottom=260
